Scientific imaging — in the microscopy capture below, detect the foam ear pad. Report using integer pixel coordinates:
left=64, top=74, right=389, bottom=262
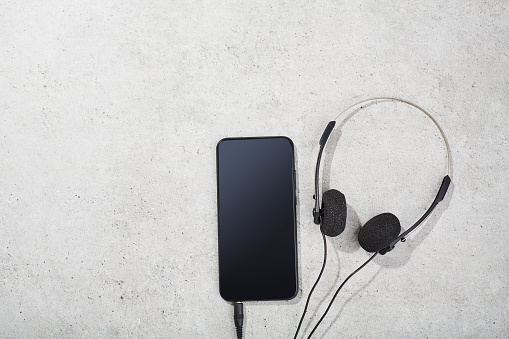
left=358, top=213, right=401, bottom=253
left=320, top=189, right=347, bottom=237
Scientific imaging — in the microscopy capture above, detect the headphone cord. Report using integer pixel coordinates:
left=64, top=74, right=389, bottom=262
left=306, top=252, right=378, bottom=338
left=293, top=230, right=327, bottom=339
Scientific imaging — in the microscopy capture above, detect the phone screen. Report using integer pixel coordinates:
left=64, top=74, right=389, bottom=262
left=216, top=137, right=298, bottom=302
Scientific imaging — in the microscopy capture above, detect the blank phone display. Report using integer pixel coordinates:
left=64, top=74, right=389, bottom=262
left=216, top=137, right=298, bottom=302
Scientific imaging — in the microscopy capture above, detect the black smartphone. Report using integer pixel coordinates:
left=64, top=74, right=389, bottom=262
left=216, top=137, right=298, bottom=302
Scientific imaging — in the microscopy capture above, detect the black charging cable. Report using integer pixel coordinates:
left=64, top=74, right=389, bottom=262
left=305, top=252, right=378, bottom=338
left=233, top=302, right=244, bottom=338
left=294, top=230, right=327, bottom=339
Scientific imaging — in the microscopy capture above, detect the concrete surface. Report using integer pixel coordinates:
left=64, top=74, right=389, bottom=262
left=1, top=1, right=508, bottom=338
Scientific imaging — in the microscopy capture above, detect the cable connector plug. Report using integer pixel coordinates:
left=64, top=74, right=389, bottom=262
left=233, top=302, right=243, bottom=339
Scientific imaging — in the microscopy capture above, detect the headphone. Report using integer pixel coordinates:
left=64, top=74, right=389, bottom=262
left=313, top=97, right=451, bottom=254
left=293, top=98, right=452, bottom=338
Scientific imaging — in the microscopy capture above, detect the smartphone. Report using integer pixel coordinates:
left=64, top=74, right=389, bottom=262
left=216, top=137, right=298, bottom=302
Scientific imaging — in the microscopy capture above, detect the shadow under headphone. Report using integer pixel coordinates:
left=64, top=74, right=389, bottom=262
left=312, top=97, right=452, bottom=254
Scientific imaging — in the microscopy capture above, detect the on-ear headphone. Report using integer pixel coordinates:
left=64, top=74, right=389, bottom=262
left=312, top=97, right=452, bottom=254
left=294, top=98, right=452, bottom=339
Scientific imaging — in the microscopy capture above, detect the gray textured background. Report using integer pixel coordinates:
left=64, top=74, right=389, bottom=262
left=1, top=1, right=508, bottom=338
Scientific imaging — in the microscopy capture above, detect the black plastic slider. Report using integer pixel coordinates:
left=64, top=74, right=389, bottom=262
left=434, top=175, right=451, bottom=203
left=319, top=121, right=336, bottom=147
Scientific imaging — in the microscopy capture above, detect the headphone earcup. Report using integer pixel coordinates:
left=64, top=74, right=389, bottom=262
left=358, top=213, right=401, bottom=252
left=321, top=189, right=347, bottom=237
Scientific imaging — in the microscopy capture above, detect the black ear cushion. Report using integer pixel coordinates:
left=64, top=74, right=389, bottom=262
left=358, top=213, right=401, bottom=253
left=321, top=189, right=347, bottom=237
